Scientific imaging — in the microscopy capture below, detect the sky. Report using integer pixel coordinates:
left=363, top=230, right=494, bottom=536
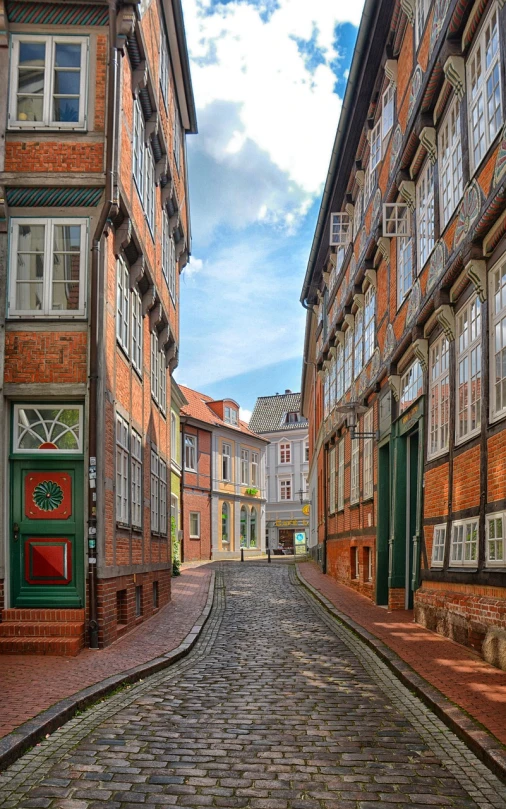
left=175, top=0, right=364, bottom=422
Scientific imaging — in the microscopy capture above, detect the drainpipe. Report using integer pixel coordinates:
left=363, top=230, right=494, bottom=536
left=322, top=441, right=328, bottom=574
left=88, top=0, right=118, bottom=648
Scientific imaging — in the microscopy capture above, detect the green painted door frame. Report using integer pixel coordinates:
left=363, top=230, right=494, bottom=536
left=10, top=458, right=85, bottom=608
left=376, top=440, right=390, bottom=605
left=388, top=398, right=424, bottom=609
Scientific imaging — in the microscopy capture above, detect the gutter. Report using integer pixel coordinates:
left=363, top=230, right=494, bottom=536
left=88, top=0, right=119, bottom=649
left=300, top=0, right=377, bottom=307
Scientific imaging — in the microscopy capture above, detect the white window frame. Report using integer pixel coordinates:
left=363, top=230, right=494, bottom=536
left=382, top=83, right=395, bottom=143
left=279, top=442, right=291, bottom=464
left=9, top=217, right=87, bottom=318
left=364, top=157, right=376, bottom=204
left=159, top=459, right=167, bottom=535
left=354, top=308, right=364, bottom=379
left=150, top=449, right=159, bottom=533
left=354, top=188, right=363, bottom=239
left=145, top=144, right=155, bottom=234
left=222, top=442, right=231, bottom=482
left=329, top=446, right=336, bottom=514
left=344, top=328, right=353, bottom=392
left=336, top=342, right=344, bottom=402
left=456, top=295, right=482, bottom=443
left=13, top=404, right=84, bottom=454
left=189, top=511, right=201, bottom=539
left=467, top=4, right=503, bottom=175
left=330, top=212, right=351, bottom=247
left=251, top=452, right=259, bottom=487
left=131, top=288, right=142, bottom=374
left=9, top=35, right=88, bottom=130
left=224, top=406, right=238, bottom=425
left=438, top=95, right=463, bottom=227
left=398, top=233, right=414, bottom=307
left=150, top=332, right=166, bottom=413
left=363, top=409, right=373, bottom=500
left=400, top=360, right=423, bottom=413
left=133, top=99, right=145, bottom=195
left=364, top=286, right=375, bottom=364
left=173, top=107, right=181, bottom=174
left=116, top=414, right=129, bottom=525
left=383, top=202, right=411, bottom=238
left=305, top=440, right=310, bottom=463
left=351, top=546, right=359, bottom=579
left=184, top=434, right=197, bottom=472
left=350, top=437, right=360, bottom=505
left=116, top=257, right=130, bottom=352
left=241, top=448, right=249, bottom=485
left=337, top=439, right=345, bottom=511
left=370, top=119, right=382, bottom=172
left=279, top=477, right=292, bottom=501
left=489, top=256, right=506, bottom=422
left=431, top=524, right=446, bottom=568
left=416, top=160, right=435, bottom=271
left=450, top=518, right=479, bottom=568
left=415, top=0, right=431, bottom=48
left=486, top=512, right=506, bottom=568
left=131, top=429, right=142, bottom=529
left=159, top=32, right=169, bottom=110
left=428, top=333, right=450, bottom=459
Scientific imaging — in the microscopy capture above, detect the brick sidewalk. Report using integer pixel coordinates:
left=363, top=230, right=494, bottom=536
left=0, top=567, right=212, bottom=739
left=298, top=561, right=506, bottom=747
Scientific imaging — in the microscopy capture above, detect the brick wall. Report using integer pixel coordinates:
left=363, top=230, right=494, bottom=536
left=96, top=569, right=171, bottom=648
left=4, top=332, right=87, bottom=384
left=183, top=489, right=211, bottom=562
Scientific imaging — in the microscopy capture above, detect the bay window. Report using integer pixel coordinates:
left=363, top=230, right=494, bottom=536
left=490, top=258, right=506, bottom=420
left=416, top=160, right=435, bottom=270
left=439, top=96, right=463, bottom=227
left=467, top=4, right=503, bottom=173
left=9, top=35, right=88, bottom=129
left=428, top=334, right=450, bottom=458
left=456, top=296, right=481, bottom=442
left=9, top=218, right=86, bottom=317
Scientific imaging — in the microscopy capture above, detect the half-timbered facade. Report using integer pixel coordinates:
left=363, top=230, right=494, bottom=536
left=301, top=0, right=506, bottom=657
left=0, top=0, right=197, bottom=651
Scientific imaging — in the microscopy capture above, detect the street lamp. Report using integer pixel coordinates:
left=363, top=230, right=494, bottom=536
left=335, top=401, right=378, bottom=440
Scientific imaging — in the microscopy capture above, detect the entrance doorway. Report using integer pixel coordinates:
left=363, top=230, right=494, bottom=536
left=405, top=429, right=419, bottom=610
left=278, top=529, right=294, bottom=553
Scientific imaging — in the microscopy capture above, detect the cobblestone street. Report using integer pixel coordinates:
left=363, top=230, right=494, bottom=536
left=1, top=564, right=506, bottom=809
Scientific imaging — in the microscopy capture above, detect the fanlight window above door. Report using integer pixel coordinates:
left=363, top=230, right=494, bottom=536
left=14, top=405, right=83, bottom=453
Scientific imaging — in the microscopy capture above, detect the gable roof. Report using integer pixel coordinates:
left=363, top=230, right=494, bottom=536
left=249, top=392, right=308, bottom=434
left=179, top=385, right=268, bottom=441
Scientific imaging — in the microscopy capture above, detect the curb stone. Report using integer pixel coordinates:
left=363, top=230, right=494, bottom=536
left=295, top=563, right=506, bottom=784
left=0, top=570, right=216, bottom=772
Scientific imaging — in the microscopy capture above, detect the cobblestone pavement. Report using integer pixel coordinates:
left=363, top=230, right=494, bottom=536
left=1, top=564, right=506, bottom=809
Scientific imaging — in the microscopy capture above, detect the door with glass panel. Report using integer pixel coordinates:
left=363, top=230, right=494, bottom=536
left=10, top=405, right=85, bottom=608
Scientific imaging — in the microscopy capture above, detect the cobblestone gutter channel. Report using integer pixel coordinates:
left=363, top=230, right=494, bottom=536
left=0, top=564, right=505, bottom=809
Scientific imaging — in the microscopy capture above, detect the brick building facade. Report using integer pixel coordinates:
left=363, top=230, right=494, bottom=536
left=301, top=0, right=506, bottom=656
left=0, top=0, right=197, bottom=651
left=180, top=386, right=268, bottom=560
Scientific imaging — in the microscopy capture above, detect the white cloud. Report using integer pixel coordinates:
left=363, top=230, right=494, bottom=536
left=240, top=407, right=253, bottom=424
left=185, top=256, right=204, bottom=277
left=184, top=0, right=362, bottom=235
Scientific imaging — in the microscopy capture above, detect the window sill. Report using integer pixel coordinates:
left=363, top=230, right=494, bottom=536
left=189, top=536, right=201, bottom=541
left=454, top=429, right=481, bottom=449
left=448, top=565, right=478, bottom=572
left=116, top=522, right=130, bottom=530
left=361, top=495, right=374, bottom=504
left=430, top=563, right=444, bottom=570
left=350, top=500, right=360, bottom=508
left=132, top=526, right=143, bottom=535
left=427, top=448, right=449, bottom=462
left=8, top=124, right=88, bottom=133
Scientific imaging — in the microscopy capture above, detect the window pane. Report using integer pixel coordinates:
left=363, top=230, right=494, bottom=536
left=54, top=43, right=81, bottom=68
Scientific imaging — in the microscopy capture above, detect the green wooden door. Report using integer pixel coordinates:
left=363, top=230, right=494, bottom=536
left=10, top=459, right=84, bottom=608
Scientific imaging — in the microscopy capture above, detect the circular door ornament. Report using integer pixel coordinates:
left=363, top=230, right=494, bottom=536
left=32, top=480, right=65, bottom=512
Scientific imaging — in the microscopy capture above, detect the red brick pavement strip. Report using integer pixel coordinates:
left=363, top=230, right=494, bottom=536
left=297, top=561, right=506, bottom=781
left=0, top=567, right=214, bottom=769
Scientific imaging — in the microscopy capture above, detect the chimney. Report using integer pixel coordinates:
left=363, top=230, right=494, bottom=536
left=285, top=389, right=292, bottom=394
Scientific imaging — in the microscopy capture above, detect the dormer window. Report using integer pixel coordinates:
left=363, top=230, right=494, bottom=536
left=224, top=406, right=238, bottom=425
left=284, top=412, right=299, bottom=424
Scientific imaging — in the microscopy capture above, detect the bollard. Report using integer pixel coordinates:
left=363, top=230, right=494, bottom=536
left=241, top=547, right=244, bottom=562
left=267, top=548, right=271, bottom=563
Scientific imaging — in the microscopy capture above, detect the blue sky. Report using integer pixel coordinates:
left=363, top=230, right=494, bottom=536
left=176, top=0, right=364, bottom=419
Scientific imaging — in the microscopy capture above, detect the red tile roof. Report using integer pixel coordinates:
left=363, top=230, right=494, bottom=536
left=179, top=385, right=268, bottom=441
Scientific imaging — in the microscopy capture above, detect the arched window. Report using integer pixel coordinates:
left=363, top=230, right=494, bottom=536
left=222, top=502, right=229, bottom=545
left=250, top=507, right=257, bottom=549
left=240, top=505, right=248, bottom=548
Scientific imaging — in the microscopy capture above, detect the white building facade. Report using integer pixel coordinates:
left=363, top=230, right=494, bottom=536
left=250, top=392, right=309, bottom=553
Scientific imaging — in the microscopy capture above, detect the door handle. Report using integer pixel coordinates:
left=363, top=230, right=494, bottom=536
left=13, top=523, right=19, bottom=542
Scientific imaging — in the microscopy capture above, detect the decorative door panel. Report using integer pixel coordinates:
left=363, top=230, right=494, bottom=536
left=25, top=472, right=72, bottom=520
left=24, top=539, right=72, bottom=585
left=10, top=459, right=84, bottom=608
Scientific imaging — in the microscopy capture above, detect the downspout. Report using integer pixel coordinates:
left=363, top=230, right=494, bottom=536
left=322, top=441, right=328, bottom=574
left=88, top=0, right=118, bottom=648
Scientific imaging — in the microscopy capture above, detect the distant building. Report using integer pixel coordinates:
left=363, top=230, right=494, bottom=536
left=250, top=392, right=309, bottom=553
left=180, top=386, right=268, bottom=559
left=170, top=382, right=188, bottom=564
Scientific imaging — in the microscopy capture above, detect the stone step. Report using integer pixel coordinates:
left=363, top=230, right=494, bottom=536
left=2, top=608, right=85, bottom=623
left=0, top=621, right=84, bottom=638
left=0, top=635, right=83, bottom=656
